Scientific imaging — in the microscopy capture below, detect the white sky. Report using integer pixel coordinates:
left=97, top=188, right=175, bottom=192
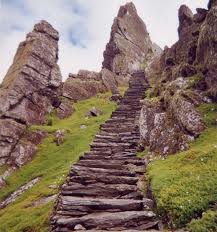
left=0, top=0, right=208, bottom=81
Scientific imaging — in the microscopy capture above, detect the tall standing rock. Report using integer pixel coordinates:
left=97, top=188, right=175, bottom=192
left=0, top=20, right=62, bottom=166
left=102, top=2, right=156, bottom=78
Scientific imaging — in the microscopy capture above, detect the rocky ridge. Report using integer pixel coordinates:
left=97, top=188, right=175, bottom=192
left=139, top=0, right=217, bottom=155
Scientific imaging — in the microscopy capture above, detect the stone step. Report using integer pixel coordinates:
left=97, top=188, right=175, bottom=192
left=90, top=142, right=133, bottom=148
left=70, top=166, right=136, bottom=177
left=94, top=134, right=139, bottom=140
left=80, top=156, right=146, bottom=165
left=77, top=159, right=145, bottom=168
left=52, top=229, right=159, bottom=232
left=61, top=182, right=143, bottom=199
left=76, top=160, right=128, bottom=170
left=93, top=139, right=138, bottom=144
left=68, top=174, right=139, bottom=185
left=52, top=211, right=158, bottom=231
left=81, top=153, right=138, bottom=160
left=76, top=161, right=145, bottom=172
left=56, top=196, right=153, bottom=213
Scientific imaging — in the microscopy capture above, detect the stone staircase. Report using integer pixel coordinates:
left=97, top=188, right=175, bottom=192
left=50, top=71, right=161, bottom=231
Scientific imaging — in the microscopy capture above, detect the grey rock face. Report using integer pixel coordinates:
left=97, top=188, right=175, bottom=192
left=0, top=20, right=61, bottom=166
left=62, top=70, right=107, bottom=102
left=197, top=5, right=217, bottom=100
left=102, top=2, right=159, bottom=77
left=138, top=1, right=217, bottom=155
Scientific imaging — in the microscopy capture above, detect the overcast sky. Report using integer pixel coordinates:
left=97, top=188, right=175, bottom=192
left=0, top=0, right=207, bottom=81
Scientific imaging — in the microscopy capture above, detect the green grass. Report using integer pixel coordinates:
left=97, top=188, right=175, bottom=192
left=137, top=149, right=149, bottom=158
left=0, top=91, right=116, bottom=232
left=188, top=210, right=217, bottom=232
left=0, top=165, right=8, bottom=176
left=148, top=103, right=217, bottom=230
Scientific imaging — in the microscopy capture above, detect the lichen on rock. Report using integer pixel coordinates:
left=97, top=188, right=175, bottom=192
left=0, top=20, right=62, bottom=166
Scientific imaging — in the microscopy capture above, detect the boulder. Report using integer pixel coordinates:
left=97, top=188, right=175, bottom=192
left=9, top=140, right=38, bottom=167
left=171, top=94, right=205, bottom=136
left=63, top=71, right=107, bottom=102
left=77, top=70, right=101, bottom=81
left=27, top=129, right=47, bottom=145
left=85, top=107, right=102, bottom=117
left=57, top=98, right=74, bottom=119
left=54, top=129, right=66, bottom=146
left=110, top=93, right=122, bottom=103
left=0, top=119, right=26, bottom=165
left=139, top=100, right=196, bottom=155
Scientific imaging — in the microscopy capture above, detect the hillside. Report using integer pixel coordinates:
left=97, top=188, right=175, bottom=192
left=0, top=91, right=117, bottom=231
left=0, top=1, right=217, bottom=232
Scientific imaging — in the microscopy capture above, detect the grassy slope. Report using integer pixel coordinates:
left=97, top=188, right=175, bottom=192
left=0, top=92, right=116, bottom=232
left=148, top=103, right=217, bottom=231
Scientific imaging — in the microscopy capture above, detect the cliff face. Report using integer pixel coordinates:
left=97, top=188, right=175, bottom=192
left=0, top=21, right=62, bottom=166
left=139, top=1, right=217, bottom=155
left=102, top=2, right=161, bottom=79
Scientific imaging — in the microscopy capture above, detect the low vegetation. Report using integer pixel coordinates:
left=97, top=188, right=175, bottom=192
left=0, top=92, right=116, bottom=232
left=148, top=103, right=217, bottom=231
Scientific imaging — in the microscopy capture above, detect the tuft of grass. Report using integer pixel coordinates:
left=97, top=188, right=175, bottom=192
left=148, top=103, right=217, bottom=229
left=186, top=73, right=204, bottom=89
left=0, top=165, right=8, bottom=176
left=137, top=149, right=149, bottom=158
left=188, top=210, right=217, bottom=232
left=0, top=92, right=116, bottom=232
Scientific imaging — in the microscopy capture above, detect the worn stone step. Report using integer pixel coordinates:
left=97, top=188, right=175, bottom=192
left=56, top=197, right=153, bottom=215
left=80, top=153, right=144, bottom=161
left=80, top=153, right=138, bottom=160
left=76, top=160, right=128, bottom=170
left=77, top=159, right=146, bottom=169
left=93, top=139, right=138, bottom=144
left=94, top=134, right=139, bottom=140
left=52, top=211, right=158, bottom=231
left=70, top=166, right=136, bottom=177
left=90, top=142, right=132, bottom=148
left=68, top=174, right=139, bottom=185
left=61, top=182, right=142, bottom=199
left=53, top=229, right=160, bottom=232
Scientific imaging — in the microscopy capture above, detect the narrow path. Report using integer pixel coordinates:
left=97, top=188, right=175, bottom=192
left=50, top=71, right=160, bottom=231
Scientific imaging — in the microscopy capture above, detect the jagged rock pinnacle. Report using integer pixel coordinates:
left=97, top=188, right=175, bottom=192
left=102, top=2, right=155, bottom=76
left=178, top=5, right=193, bottom=37
left=0, top=20, right=62, bottom=166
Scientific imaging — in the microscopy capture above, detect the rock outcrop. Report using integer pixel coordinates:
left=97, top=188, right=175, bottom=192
left=0, top=20, right=62, bottom=166
left=62, top=69, right=120, bottom=102
left=62, top=70, right=107, bottom=102
left=139, top=2, right=217, bottom=155
left=102, top=2, right=161, bottom=82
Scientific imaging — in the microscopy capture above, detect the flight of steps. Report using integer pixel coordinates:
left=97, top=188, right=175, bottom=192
left=50, top=71, right=161, bottom=232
